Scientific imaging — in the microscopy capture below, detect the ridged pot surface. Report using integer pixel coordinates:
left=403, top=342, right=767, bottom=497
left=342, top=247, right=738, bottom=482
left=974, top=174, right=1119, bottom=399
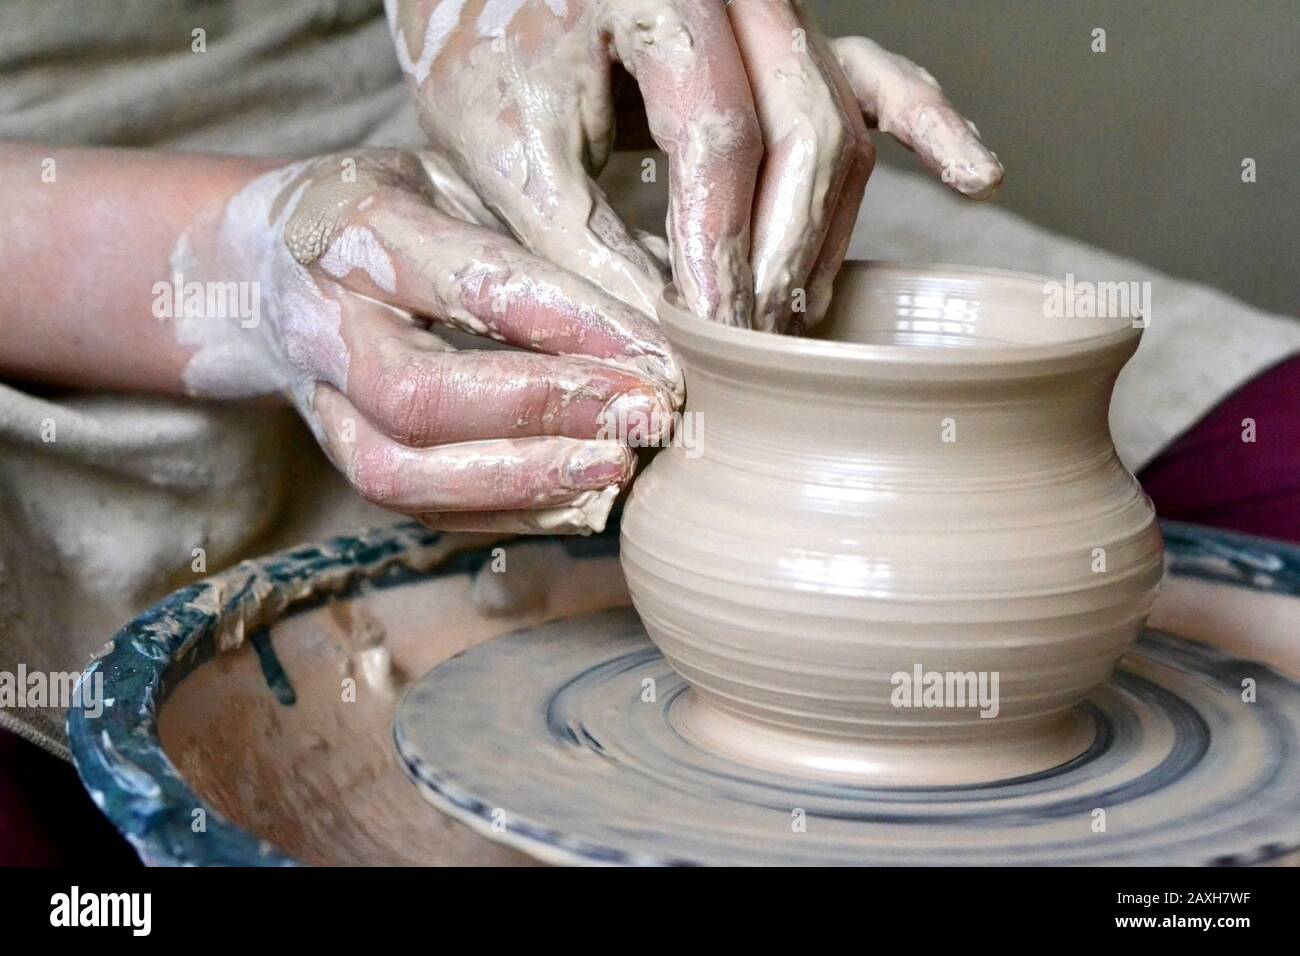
left=620, top=263, right=1163, bottom=786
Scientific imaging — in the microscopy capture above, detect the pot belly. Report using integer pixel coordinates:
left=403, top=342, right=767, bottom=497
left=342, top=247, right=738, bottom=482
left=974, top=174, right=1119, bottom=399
left=619, top=451, right=1163, bottom=786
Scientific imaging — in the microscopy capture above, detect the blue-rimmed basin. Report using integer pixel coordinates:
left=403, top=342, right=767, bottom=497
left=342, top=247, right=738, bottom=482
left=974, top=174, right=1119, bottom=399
left=68, top=521, right=1300, bottom=865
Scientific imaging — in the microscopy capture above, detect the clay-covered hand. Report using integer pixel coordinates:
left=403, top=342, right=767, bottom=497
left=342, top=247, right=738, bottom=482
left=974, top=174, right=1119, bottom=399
left=386, top=0, right=1002, bottom=332
left=174, top=149, right=682, bottom=534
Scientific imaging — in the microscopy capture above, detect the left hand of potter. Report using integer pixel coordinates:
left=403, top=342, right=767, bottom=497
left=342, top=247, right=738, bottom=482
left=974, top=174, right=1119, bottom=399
left=387, top=0, right=1002, bottom=333
left=174, top=148, right=682, bottom=534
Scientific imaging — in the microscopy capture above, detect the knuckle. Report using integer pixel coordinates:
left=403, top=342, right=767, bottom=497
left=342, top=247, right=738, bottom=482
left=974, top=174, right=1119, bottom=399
left=367, top=353, right=451, bottom=445
left=487, top=457, right=520, bottom=505
left=731, top=108, right=765, bottom=165
left=771, top=73, right=858, bottom=169
left=734, top=101, right=764, bottom=145
left=682, top=105, right=763, bottom=169
left=809, top=80, right=852, bottom=154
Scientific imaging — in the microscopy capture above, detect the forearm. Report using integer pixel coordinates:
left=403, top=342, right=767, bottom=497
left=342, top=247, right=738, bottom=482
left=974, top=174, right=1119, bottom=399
left=0, top=143, right=274, bottom=394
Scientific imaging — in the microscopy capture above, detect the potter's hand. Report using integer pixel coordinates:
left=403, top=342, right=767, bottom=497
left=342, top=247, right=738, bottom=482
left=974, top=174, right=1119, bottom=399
left=743, top=26, right=1004, bottom=332
left=388, top=0, right=762, bottom=327
left=176, top=149, right=681, bottom=534
left=387, top=1, right=1001, bottom=332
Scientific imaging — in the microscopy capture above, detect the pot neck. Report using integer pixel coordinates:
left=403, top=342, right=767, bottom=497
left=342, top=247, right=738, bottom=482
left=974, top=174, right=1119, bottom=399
left=679, top=359, right=1126, bottom=484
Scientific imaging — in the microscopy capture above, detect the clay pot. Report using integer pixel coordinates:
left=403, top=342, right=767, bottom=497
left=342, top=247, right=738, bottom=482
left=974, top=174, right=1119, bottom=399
left=620, top=262, right=1163, bottom=787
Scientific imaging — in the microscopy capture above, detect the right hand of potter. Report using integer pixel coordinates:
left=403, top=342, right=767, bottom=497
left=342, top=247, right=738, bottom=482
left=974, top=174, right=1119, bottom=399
left=388, top=0, right=761, bottom=328
left=387, top=1, right=1002, bottom=332
left=176, top=149, right=682, bottom=534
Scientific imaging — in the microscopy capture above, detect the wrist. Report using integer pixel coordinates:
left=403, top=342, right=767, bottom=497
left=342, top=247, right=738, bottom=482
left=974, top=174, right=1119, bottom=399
left=0, top=144, right=277, bottom=394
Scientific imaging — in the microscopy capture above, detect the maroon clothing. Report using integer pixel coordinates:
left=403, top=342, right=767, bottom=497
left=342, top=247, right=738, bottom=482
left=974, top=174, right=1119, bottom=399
left=0, top=729, right=138, bottom=866
left=1139, top=357, right=1300, bottom=543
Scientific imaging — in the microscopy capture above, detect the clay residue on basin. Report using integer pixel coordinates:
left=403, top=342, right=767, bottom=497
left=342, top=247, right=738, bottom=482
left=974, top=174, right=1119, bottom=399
left=158, top=543, right=629, bottom=866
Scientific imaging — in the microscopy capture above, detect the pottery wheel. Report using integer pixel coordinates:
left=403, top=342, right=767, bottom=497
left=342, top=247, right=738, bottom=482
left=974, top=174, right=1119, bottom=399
left=394, top=607, right=1300, bottom=866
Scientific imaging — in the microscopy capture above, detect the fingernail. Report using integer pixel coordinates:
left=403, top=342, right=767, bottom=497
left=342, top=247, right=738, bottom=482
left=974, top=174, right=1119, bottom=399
left=608, top=348, right=683, bottom=405
left=563, top=441, right=632, bottom=488
left=955, top=150, right=1004, bottom=200
left=633, top=349, right=685, bottom=404
left=599, top=386, right=673, bottom=446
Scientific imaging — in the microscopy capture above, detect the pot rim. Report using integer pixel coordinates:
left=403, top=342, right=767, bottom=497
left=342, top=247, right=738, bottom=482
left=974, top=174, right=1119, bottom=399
left=659, top=261, right=1144, bottom=380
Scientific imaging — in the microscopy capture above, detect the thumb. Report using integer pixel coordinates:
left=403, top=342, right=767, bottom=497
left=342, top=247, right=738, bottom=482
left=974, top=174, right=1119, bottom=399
left=462, top=140, right=671, bottom=320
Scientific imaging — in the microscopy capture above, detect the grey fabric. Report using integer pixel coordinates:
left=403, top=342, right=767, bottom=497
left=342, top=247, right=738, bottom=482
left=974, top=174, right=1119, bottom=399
left=0, top=1, right=414, bottom=752
left=1, top=0, right=1296, bottom=755
left=0, top=0, right=418, bottom=155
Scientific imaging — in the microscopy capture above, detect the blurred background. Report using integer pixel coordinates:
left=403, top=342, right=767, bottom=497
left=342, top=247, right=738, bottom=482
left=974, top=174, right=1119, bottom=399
left=814, top=0, right=1299, bottom=317
left=1, top=0, right=1294, bottom=315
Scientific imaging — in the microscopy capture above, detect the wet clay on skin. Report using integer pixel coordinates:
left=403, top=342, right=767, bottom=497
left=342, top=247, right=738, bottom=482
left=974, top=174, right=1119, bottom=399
left=388, top=1, right=1003, bottom=336
left=389, top=0, right=762, bottom=326
left=169, top=150, right=679, bottom=533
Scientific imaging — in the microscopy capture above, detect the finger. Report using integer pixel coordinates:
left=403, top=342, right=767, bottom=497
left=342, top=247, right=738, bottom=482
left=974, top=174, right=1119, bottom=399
left=311, top=383, right=636, bottom=513
left=455, top=145, right=672, bottom=320
left=605, top=0, right=764, bottom=326
left=334, top=299, right=675, bottom=448
left=632, top=228, right=671, bottom=272
left=797, top=159, right=868, bottom=334
left=415, top=150, right=511, bottom=232
left=415, top=498, right=621, bottom=536
left=320, top=194, right=683, bottom=402
left=832, top=36, right=1003, bottom=200
left=727, top=0, right=870, bottom=332
left=789, top=17, right=877, bottom=332
left=406, top=2, right=670, bottom=319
